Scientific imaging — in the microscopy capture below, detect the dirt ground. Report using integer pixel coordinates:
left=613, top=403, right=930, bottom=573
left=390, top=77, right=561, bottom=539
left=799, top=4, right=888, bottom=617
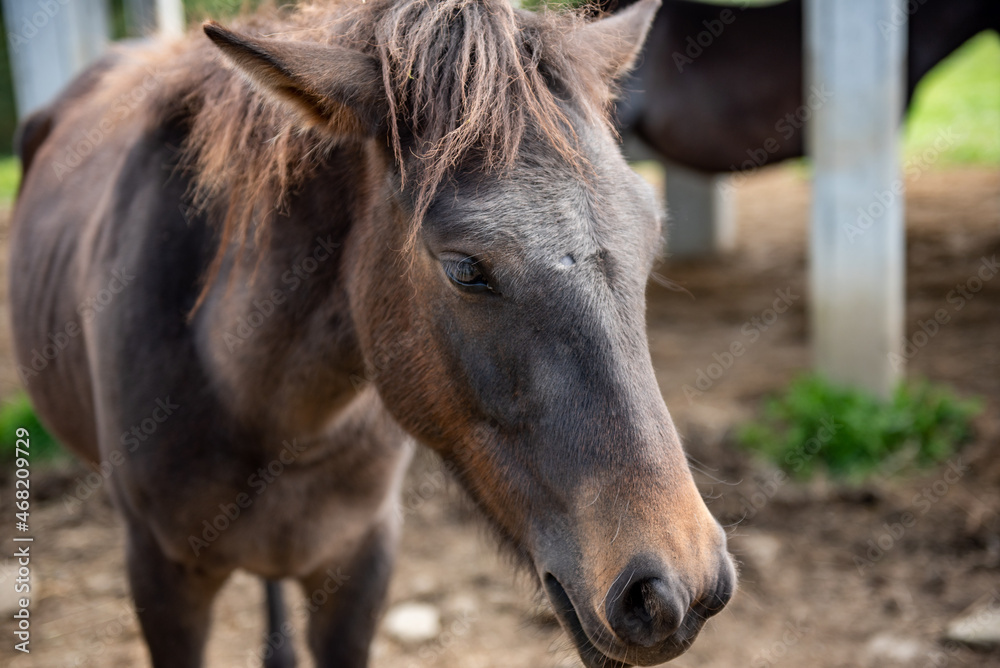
left=0, top=163, right=998, bottom=668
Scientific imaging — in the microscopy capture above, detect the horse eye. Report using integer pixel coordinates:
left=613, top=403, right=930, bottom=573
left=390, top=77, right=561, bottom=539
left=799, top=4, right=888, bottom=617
left=444, top=257, right=491, bottom=292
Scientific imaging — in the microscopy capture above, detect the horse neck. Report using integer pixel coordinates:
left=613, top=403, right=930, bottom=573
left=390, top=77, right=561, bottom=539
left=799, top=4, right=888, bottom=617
left=200, top=141, right=383, bottom=438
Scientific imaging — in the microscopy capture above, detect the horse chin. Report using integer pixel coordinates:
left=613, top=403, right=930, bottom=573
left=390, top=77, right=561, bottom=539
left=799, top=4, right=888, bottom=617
left=543, top=574, right=629, bottom=668
left=543, top=574, right=693, bottom=668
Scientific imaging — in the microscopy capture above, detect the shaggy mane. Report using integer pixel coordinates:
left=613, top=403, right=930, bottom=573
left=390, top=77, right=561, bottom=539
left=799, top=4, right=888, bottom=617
left=113, top=0, right=615, bottom=302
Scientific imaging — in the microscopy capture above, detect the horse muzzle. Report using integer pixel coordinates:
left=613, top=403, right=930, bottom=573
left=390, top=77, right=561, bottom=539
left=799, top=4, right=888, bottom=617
left=541, top=549, right=736, bottom=667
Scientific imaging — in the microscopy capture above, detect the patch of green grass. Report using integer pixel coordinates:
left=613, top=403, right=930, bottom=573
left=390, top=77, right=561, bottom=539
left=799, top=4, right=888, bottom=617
left=737, top=376, right=981, bottom=481
left=904, top=31, right=1000, bottom=165
left=0, top=154, right=19, bottom=207
left=183, top=0, right=266, bottom=21
left=519, top=0, right=581, bottom=10
left=521, top=0, right=779, bottom=11
left=0, top=392, right=64, bottom=463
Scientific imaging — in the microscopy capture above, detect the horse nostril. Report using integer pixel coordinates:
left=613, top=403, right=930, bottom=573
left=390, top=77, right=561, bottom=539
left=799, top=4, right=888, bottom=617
left=607, top=573, right=687, bottom=648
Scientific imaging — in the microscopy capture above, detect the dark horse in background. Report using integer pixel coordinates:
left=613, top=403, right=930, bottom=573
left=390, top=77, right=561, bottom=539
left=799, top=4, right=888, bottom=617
left=606, top=0, right=1000, bottom=173
left=9, top=0, right=734, bottom=666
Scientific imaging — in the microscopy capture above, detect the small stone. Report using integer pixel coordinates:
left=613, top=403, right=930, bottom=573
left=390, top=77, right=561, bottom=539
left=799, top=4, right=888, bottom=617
left=945, top=598, right=1000, bottom=648
left=384, top=601, right=441, bottom=644
left=863, top=633, right=925, bottom=665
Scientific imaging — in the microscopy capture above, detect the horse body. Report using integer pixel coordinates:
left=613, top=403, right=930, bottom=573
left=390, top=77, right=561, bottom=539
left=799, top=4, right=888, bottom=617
left=13, top=29, right=412, bottom=576
left=13, top=41, right=415, bottom=665
left=10, top=1, right=734, bottom=666
left=613, top=0, right=1000, bottom=172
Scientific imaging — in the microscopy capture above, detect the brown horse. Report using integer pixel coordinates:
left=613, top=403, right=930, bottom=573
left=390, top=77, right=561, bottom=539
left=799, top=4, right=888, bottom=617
left=8, top=0, right=734, bottom=666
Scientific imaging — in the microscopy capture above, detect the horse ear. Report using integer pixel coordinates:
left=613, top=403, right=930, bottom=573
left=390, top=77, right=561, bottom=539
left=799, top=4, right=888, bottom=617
left=569, top=0, right=661, bottom=82
left=203, top=21, right=387, bottom=137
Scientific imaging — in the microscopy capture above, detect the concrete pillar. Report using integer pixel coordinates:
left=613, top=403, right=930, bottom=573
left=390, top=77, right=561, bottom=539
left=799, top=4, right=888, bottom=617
left=805, top=0, right=907, bottom=397
left=622, top=134, right=736, bottom=258
left=663, top=160, right=736, bottom=257
left=3, top=0, right=110, bottom=117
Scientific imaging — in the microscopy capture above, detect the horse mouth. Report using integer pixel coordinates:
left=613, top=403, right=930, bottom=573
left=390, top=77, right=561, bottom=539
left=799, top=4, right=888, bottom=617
left=544, top=574, right=633, bottom=668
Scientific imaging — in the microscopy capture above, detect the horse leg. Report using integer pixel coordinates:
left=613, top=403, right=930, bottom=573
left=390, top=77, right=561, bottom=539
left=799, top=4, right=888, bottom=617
left=125, top=520, right=230, bottom=668
left=300, top=522, right=398, bottom=668
left=262, top=579, right=296, bottom=668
